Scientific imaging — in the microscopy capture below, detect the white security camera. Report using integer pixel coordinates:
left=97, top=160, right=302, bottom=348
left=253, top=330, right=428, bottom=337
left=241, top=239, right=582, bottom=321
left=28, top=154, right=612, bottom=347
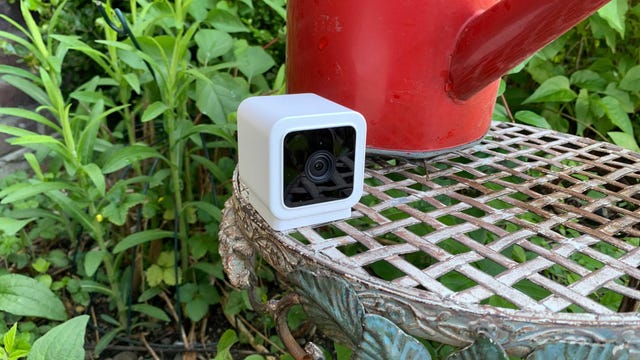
left=237, top=93, right=367, bottom=231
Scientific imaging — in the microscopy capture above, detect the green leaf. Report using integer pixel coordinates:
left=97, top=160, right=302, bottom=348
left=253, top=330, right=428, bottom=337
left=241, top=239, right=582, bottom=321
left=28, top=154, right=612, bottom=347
left=1, top=75, right=49, bottom=106
left=185, top=297, right=209, bottom=322
left=82, top=163, right=106, bottom=196
left=620, top=65, right=640, bottom=92
left=235, top=45, right=275, bottom=81
left=84, top=250, right=105, bottom=277
left=569, top=70, right=606, bottom=91
left=123, top=73, right=141, bottom=94
left=0, top=181, right=71, bottom=204
left=131, top=304, right=170, bottom=322
left=28, top=315, right=88, bottom=360
left=141, top=102, right=169, bottom=123
left=46, top=191, right=95, bottom=233
left=145, top=265, right=164, bottom=287
left=0, top=108, right=60, bottom=132
left=184, top=201, right=222, bottom=222
left=0, top=64, right=41, bottom=82
left=261, top=0, right=287, bottom=20
left=608, top=132, right=640, bottom=152
left=0, top=274, right=67, bottom=321
left=206, top=9, right=249, bottom=33
left=523, top=76, right=577, bottom=104
left=102, top=145, right=164, bottom=174
left=0, top=217, right=34, bottom=236
left=217, top=329, right=238, bottom=354
left=3, top=323, right=18, bottom=353
left=596, top=96, right=633, bottom=135
left=596, top=0, right=628, bottom=38
left=194, top=73, right=249, bottom=123
left=194, top=29, right=233, bottom=63
left=24, top=152, right=44, bottom=180
left=514, top=111, right=551, bottom=129
left=113, top=229, right=174, bottom=254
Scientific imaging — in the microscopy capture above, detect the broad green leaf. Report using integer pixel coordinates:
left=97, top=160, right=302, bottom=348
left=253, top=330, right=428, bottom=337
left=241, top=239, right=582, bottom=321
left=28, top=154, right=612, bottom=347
left=589, top=14, right=618, bottom=50
left=0, top=217, right=34, bottom=236
left=113, top=229, right=174, bottom=254
left=569, top=70, right=606, bottom=91
left=0, top=274, right=66, bottom=321
left=608, top=132, right=640, bottom=152
left=131, top=304, right=170, bottom=322
left=523, top=76, right=577, bottom=104
left=514, top=111, right=551, bottom=129
left=194, top=72, right=249, bottom=123
left=0, top=181, right=71, bottom=204
left=102, top=145, right=164, bottom=174
left=596, top=96, right=633, bottom=135
left=1, top=75, right=49, bottom=105
left=194, top=29, right=233, bottom=64
left=84, top=250, right=105, bottom=277
left=620, top=65, right=640, bottom=92
left=235, top=45, right=275, bottom=81
left=141, top=101, right=169, bottom=123
left=82, top=163, right=106, bottom=196
left=206, top=9, right=249, bottom=32
left=28, top=315, right=88, bottom=360
left=597, top=0, right=628, bottom=38
left=101, top=193, right=146, bottom=226
left=185, top=298, right=209, bottom=322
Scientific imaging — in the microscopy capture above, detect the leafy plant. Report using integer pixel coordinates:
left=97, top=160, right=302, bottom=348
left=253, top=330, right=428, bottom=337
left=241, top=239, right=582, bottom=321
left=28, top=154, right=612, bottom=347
left=0, top=0, right=284, bottom=356
left=497, top=0, right=640, bottom=151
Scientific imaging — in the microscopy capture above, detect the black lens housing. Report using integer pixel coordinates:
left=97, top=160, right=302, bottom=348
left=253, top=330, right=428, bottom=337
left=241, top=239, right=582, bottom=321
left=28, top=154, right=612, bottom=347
left=283, top=126, right=356, bottom=207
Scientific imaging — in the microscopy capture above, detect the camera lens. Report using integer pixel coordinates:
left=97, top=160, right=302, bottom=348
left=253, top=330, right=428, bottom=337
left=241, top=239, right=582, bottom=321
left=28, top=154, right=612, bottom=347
left=305, top=150, right=336, bottom=184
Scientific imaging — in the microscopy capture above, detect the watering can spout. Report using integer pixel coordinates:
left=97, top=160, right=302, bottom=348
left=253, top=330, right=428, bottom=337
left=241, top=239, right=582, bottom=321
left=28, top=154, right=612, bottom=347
left=448, top=0, right=611, bottom=101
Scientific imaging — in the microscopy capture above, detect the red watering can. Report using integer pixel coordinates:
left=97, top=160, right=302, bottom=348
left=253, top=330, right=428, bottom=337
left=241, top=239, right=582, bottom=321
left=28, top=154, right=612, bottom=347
left=286, top=0, right=611, bottom=157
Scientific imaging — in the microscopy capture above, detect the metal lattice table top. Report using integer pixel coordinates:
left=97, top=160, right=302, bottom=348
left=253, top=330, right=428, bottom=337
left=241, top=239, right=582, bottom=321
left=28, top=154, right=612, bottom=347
left=223, top=122, right=640, bottom=355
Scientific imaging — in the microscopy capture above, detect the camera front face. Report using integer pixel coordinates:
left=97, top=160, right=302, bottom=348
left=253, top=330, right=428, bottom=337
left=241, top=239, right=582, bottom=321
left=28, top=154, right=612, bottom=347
left=283, top=126, right=356, bottom=208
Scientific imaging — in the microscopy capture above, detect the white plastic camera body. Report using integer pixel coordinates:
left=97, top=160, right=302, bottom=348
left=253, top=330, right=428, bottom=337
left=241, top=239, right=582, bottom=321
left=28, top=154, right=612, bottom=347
left=237, top=93, right=367, bottom=231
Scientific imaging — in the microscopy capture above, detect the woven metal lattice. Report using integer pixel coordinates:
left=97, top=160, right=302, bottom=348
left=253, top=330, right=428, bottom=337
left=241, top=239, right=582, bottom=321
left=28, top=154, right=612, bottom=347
left=282, top=122, right=640, bottom=316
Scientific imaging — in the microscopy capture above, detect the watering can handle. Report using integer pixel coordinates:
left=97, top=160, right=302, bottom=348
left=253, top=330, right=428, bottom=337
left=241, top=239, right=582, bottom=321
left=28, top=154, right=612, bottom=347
left=448, top=0, right=611, bottom=101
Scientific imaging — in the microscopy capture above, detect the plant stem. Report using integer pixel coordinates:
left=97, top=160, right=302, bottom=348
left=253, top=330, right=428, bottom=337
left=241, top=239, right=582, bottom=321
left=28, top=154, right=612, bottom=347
left=166, top=111, right=190, bottom=273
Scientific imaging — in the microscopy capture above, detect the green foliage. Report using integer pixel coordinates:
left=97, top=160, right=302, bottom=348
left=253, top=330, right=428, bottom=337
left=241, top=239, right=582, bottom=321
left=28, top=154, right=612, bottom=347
left=27, top=316, right=88, bottom=360
left=0, top=323, right=30, bottom=360
left=0, top=274, right=66, bottom=321
left=0, top=0, right=284, bottom=357
left=497, top=0, right=640, bottom=151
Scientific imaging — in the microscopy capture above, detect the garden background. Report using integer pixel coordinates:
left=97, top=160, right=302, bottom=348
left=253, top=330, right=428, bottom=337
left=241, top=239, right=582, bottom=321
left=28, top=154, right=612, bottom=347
left=0, top=0, right=637, bottom=359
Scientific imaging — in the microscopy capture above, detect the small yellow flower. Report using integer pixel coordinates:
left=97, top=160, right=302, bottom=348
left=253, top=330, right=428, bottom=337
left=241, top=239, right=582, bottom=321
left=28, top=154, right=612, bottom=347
left=96, top=214, right=104, bottom=222
left=158, top=197, right=165, bottom=203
